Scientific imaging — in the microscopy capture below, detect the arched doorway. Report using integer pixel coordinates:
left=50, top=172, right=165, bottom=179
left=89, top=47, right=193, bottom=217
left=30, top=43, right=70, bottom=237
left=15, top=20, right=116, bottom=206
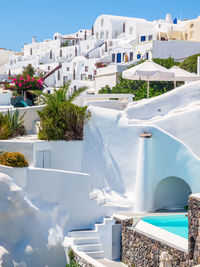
left=154, top=176, right=191, bottom=211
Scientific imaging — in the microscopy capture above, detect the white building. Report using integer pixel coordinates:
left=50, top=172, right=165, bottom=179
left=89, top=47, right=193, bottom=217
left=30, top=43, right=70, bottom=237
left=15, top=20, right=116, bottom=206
left=3, top=14, right=200, bottom=93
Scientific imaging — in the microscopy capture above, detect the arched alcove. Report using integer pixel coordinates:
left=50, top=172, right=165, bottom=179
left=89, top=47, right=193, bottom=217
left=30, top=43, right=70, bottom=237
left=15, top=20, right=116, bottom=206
left=154, top=176, right=191, bottom=211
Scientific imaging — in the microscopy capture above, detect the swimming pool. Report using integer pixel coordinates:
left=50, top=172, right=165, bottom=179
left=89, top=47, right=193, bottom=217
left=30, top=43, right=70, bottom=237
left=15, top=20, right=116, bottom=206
left=142, top=215, right=188, bottom=239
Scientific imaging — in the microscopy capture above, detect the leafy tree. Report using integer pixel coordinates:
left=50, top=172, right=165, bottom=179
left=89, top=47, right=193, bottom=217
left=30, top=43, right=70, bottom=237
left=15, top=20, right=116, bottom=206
left=23, top=64, right=36, bottom=76
left=179, top=53, right=200, bottom=73
left=61, top=40, right=69, bottom=47
left=152, top=57, right=180, bottom=69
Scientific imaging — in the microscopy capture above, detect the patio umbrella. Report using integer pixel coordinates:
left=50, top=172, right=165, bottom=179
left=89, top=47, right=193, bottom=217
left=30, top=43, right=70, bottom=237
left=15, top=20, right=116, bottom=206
left=122, top=60, right=175, bottom=98
left=169, top=66, right=200, bottom=87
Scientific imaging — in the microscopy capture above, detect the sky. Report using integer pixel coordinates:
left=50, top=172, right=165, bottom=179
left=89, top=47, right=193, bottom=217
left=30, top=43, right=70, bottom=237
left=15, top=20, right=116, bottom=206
left=0, top=0, right=200, bottom=51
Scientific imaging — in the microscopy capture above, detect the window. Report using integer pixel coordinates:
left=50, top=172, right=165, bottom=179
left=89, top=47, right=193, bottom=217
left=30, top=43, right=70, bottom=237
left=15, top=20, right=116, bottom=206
left=137, top=53, right=141, bottom=59
left=129, top=27, right=133, bottom=35
left=88, top=75, right=92, bottom=80
left=81, top=74, right=86, bottom=80
left=146, top=52, right=149, bottom=60
left=106, top=31, right=109, bottom=39
left=94, top=70, right=97, bottom=75
left=85, top=66, right=88, bottom=72
left=141, top=36, right=146, bottom=42
left=112, top=54, right=115, bottom=63
left=50, top=50, right=52, bottom=59
left=130, top=52, right=133, bottom=61
left=149, top=35, right=153, bottom=41
left=74, top=86, right=77, bottom=91
left=57, top=70, right=60, bottom=80
left=67, top=67, right=70, bottom=71
left=48, top=66, right=50, bottom=71
left=100, top=31, right=104, bottom=39
left=115, top=30, right=118, bottom=38
left=47, top=90, right=51, bottom=94
left=30, top=48, right=32, bottom=55
left=101, top=19, right=104, bottom=27
left=96, top=33, right=99, bottom=39
left=55, top=36, right=57, bottom=40
left=60, top=49, right=62, bottom=57
left=158, top=24, right=161, bottom=28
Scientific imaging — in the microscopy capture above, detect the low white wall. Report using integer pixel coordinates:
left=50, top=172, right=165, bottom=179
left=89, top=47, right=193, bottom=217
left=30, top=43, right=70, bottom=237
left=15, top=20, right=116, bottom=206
left=0, top=93, right=12, bottom=105
left=85, top=100, right=128, bottom=110
left=51, top=141, right=84, bottom=172
left=0, top=165, right=27, bottom=189
left=26, top=167, right=105, bottom=231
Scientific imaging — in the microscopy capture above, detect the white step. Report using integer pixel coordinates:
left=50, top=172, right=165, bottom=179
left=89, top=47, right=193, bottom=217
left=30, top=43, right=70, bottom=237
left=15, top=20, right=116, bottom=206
left=85, top=250, right=105, bottom=259
left=76, top=244, right=103, bottom=252
left=68, top=230, right=99, bottom=237
left=73, top=236, right=100, bottom=245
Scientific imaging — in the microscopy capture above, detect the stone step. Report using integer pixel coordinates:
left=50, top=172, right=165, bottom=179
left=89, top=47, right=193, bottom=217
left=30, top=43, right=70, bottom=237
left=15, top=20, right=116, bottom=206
left=76, top=243, right=103, bottom=252
left=85, top=250, right=105, bottom=259
left=73, top=236, right=100, bottom=245
left=68, top=230, right=99, bottom=237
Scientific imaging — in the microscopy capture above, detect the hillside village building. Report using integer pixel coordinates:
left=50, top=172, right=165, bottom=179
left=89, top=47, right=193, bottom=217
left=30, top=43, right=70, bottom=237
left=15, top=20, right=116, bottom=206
left=2, top=14, right=200, bottom=92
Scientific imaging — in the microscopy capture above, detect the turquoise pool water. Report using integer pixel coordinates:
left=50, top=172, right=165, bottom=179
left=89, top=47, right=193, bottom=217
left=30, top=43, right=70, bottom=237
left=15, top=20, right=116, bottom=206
left=142, top=215, right=188, bottom=239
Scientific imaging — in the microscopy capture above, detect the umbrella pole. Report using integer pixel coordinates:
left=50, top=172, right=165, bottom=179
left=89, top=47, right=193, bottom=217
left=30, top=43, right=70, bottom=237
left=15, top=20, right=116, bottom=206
left=174, top=81, right=176, bottom=88
left=147, top=80, right=149, bottom=98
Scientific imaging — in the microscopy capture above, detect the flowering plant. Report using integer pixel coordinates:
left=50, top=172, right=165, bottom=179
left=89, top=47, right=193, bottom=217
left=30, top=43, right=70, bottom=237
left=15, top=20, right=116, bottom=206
left=95, top=62, right=108, bottom=68
left=9, top=75, right=43, bottom=94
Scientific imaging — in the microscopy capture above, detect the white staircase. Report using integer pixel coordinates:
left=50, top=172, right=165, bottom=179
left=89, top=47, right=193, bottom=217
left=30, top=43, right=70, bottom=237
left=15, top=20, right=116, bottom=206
left=65, top=217, right=115, bottom=260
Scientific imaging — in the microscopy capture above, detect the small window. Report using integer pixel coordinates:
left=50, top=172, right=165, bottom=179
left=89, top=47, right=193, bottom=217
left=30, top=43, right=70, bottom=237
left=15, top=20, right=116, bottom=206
left=94, top=70, right=97, bottom=75
left=30, top=48, right=32, bottom=55
left=96, top=33, right=99, bottom=39
left=101, top=19, right=104, bottom=27
left=141, top=36, right=146, bottom=42
left=100, top=31, right=104, bottom=39
left=112, top=54, right=115, bottom=62
left=60, top=49, right=62, bottom=57
left=74, top=86, right=77, bottom=91
left=149, top=35, right=153, bottom=41
left=67, top=67, right=70, bottom=71
left=158, top=24, right=161, bottom=28
left=106, top=31, right=109, bottom=39
left=129, top=27, right=133, bottom=34
left=85, top=66, right=88, bottom=72
left=57, top=70, right=60, bottom=80
left=50, top=50, right=52, bottom=59
left=115, top=30, right=118, bottom=38
left=48, top=66, right=50, bottom=71
left=146, top=52, right=149, bottom=60
left=130, top=52, right=133, bottom=61
left=88, top=75, right=92, bottom=80
left=137, top=53, right=141, bottom=59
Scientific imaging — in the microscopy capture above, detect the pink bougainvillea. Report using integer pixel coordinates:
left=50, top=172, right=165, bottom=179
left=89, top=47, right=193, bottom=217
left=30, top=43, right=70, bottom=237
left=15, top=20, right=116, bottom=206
left=9, top=75, right=43, bottom=93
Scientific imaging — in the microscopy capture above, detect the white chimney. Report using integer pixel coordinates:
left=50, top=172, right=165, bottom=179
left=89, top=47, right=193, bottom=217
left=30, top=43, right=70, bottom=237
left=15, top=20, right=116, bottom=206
left=198, top=56, right=200, bottom=77
left=32, top=36, right=36, bottom=43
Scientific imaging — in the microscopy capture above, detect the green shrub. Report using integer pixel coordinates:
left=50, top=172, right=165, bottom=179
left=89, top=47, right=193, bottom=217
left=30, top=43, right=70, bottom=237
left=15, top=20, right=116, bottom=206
left=37, top=82, right=90, bottom=141
left=0, top=110, right=26, bottom=140
left=7, top=110, right=26, bottom=137
left=179, top=53, right=200, bottom=73
left=66, top=249, right=80, bottom=267
left=0, top=113, right=12, bottom=139
left=0, top=152, right=28, bottom=167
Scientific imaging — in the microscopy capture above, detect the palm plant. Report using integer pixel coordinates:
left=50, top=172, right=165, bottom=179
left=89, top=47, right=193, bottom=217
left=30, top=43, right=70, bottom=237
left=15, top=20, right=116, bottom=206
left=37, top=82, right=90, bottom=141
left=7, top=110, right=26, bottom=137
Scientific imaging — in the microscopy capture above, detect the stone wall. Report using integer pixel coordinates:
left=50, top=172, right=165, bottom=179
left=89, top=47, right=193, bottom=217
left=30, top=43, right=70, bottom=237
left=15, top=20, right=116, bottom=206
left=188, top=195, right=200, bottom=266
left=121, top=226, right=188, bottom=267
